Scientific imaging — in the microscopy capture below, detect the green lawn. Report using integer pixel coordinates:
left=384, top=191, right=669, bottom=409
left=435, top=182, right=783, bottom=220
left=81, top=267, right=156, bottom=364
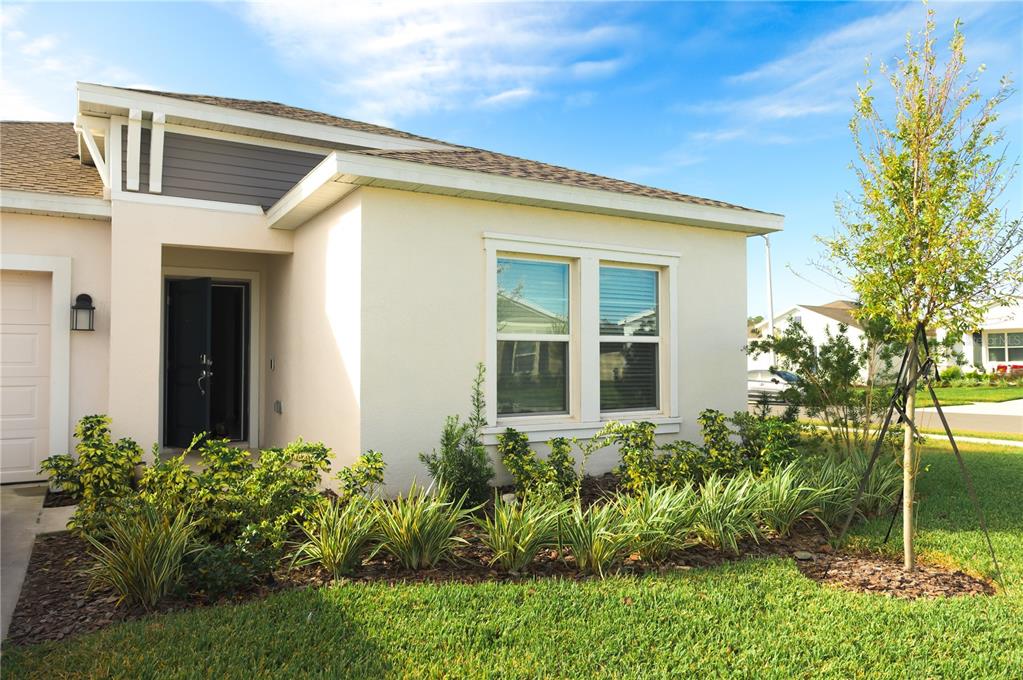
left=4, top=442, right=1021, bottom=679
left=921, top=384, right=1023, bottom=406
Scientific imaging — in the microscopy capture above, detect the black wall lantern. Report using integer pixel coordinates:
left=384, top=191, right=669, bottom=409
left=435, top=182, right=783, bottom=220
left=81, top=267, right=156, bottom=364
left=71, top=294, right=95, bottom=331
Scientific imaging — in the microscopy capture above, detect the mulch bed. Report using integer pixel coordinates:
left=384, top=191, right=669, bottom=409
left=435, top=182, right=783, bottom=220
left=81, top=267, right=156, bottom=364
left=5, top=500, right=995, bottom=648
left=42, top=488, right=77, bottom=508
left=795, top=552, right=995, bottom=599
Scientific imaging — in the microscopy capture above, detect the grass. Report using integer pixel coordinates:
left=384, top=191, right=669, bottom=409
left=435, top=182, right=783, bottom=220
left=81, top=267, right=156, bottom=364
left=4, top=441, right=1022, bottom=679
left=920, top=384, right=1023, bottom=406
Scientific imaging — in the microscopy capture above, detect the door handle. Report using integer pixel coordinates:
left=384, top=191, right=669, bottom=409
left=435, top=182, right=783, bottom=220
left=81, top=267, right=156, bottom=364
left=197, top=354, right=214, bottom=396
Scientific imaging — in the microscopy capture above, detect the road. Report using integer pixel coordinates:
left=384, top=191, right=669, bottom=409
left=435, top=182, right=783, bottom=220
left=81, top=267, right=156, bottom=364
left=751, top=398, right=1023, bottom=436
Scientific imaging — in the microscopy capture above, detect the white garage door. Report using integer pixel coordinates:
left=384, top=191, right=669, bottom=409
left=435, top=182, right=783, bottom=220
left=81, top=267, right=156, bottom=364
left=1, top=270, right=52, bottom=483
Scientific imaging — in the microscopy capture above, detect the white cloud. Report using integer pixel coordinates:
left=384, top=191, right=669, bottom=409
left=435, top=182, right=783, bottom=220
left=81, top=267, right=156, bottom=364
left=0, top=7, right=148, bottom=121
left=237, top=0, right=633, bottom=123
left=478, top=87, right=536, bottom=109
left=684, top=2, right=1008, bottom=147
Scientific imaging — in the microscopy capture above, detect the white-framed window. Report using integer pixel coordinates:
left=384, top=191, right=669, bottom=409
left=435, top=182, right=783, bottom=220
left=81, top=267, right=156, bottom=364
left=485, top=233, right=679, bottom=432
left=987, top=332, right=1023, bottom=362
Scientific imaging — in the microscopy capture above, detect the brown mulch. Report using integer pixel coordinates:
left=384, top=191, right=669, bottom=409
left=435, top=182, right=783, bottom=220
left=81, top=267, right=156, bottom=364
left=795, top=552, right=995, bottom=599
left=5, top=507, right=996, bottom=648
left=42, top=488, right=77, bottom=508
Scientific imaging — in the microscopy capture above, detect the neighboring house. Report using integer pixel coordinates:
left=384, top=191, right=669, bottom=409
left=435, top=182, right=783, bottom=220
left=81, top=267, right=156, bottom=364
left=0, top=82, right=782, bottom=487
left=947, top=305, right=1023, bottom=373
left=748, top=300, right=867, bottom=373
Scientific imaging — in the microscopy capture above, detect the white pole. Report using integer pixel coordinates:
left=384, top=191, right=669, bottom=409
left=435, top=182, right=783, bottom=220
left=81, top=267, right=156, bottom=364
left=761, top=234, right=775, bottom=365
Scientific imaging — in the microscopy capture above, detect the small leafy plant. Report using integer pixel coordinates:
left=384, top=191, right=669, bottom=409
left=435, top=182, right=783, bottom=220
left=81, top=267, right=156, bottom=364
left=374, top=483, right=472, bottom=570
left=39, top=415, right=143, bottom=534
left=560, top=501, right=631, bottom=577
left=694, top=473, right=761, bottom=554
left=755, top=463, right=829, bottom=537
left=617, top=484, right=699, bottom=563
left=474, top=495, right=565, bottom=573
left=85, top=502, right=203, bottom=611
left=292, top=498, right=379, bottom=579
left=419, top=363, right=494, bottom=505
left=337, top=450, right=386, bottom=501
left=497, top=429, right=578, bottom=500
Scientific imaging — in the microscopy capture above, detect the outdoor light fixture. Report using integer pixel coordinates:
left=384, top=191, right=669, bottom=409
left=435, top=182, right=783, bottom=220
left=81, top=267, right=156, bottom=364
left=70, top=294, right=95, bottom=331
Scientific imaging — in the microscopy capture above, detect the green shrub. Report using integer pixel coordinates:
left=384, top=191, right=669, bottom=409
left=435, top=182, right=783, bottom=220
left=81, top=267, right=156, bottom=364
left=337, top=450, right=386, bottom=501
left=755, top=463, right=830, bottom=537
left=475, top=495, right=565, bottom=573
left=939, top=365, right=964, bottom=382
left=39, top=415, right=144, bottom=534
left=374, top=483, right=471, bottom=570
left=846, top=452, right=902, bottom=516
left=419, top=363, right=494, bottom=505
left=497, top=429, right=578, bottom=499
left=694, top=473, right=761, bottom=553
left=38, top=453, right=81, bottom=496
left=184, top=543, right=274, bottom=601
left=798, top=457, right=857, bottom=530
left=617, top=485, right=699, bottom=563
left=293, top=498, right=379, bottom=578
left=560, top=502, right=631, bottom=577
left=596, top=412, right=804, bottom=493
left=85, top=502, right=203, bottom=610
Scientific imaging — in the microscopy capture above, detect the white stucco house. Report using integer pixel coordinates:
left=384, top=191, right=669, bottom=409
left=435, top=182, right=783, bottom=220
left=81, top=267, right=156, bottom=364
left=748, top=300, right=866, bottom=371
left=946, top=305, right=1023, bottom=374
left=0, top=82, right=782, bottom=487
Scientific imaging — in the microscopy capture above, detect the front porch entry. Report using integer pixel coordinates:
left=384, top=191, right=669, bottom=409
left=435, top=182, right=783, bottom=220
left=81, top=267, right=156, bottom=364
left=163, top=275, right=251, bottom=448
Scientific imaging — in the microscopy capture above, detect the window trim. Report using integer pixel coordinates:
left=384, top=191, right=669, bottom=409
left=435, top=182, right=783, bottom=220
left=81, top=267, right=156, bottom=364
left=986, top=330, right=1023, bottom=363
left=484, top=233, right=679, bottom=432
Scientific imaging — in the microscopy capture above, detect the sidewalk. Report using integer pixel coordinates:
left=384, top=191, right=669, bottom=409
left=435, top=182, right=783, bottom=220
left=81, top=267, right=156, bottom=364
left=916, top=398, right=1023, bottom=435
left=1, top=484, right=75, bottom=643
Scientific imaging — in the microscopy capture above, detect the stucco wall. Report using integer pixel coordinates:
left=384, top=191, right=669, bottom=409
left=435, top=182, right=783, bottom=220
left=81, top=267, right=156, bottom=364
left=107, top=199, right=292, bottom=454
left=1, top=212, right=111, bottom=453
left=357, top=187, right=749, bottom=491
left=262, top=192, right=362, bottom=475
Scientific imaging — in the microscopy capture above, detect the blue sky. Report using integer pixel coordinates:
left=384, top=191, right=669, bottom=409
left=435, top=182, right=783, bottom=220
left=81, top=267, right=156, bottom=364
left=2, top=1, right=1020, bottom=319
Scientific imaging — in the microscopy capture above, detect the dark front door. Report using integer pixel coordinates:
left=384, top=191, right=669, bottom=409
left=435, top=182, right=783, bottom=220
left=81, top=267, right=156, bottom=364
left=165, top=278, right=212, bottom=447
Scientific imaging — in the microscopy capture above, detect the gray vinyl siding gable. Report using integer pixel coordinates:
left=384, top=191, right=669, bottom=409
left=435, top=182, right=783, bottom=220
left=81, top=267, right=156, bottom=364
left=121, top=128, right=324, bottom=209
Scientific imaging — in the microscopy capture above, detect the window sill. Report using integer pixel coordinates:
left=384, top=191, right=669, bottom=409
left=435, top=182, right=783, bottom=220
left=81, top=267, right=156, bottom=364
left=482, top=416, right=682, bottom=445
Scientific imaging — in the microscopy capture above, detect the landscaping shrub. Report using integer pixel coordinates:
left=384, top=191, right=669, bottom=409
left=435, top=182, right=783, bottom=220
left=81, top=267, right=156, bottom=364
left=617, top=484, right=699, bottom=563
left=40, top=415, right=144, bottom=534
left=337, top=450, right=386, bottom=501
left=374, top=483, right=472, bottom=570
left=799, top=457, right=858, bottom=530
left=754, top=463, right=830, bottom=537
left=419, top=363, right=494, bottom=505
left=596, top=411, right=805, bottom=493
left=497, top=429, right=578, bottom=500
left=693, top=473, right=761, bottom=553
left=474, top=495, right=565, bottom=573
left=292, top=498, right=379, bottom=579
left=940, top=365, right=964, bottom=382
left=559, top=501, right=631, bottom=577
left=84, top=502, right=203, bottom=610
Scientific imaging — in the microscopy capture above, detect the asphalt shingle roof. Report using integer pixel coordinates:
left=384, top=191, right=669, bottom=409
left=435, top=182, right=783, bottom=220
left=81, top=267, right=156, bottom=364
left=2, top=87, right=776, bottom=216
left=0, top=122, right=105, bottom=198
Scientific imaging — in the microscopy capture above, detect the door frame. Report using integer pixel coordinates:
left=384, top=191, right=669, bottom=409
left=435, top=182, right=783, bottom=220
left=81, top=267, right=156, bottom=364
left=0, top=253, right=71, bottom=474
left=160, top=266, right=260, bottom=451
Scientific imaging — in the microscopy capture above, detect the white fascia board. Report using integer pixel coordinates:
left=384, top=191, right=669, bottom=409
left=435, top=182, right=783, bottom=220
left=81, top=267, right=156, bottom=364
left=267, top=151, right=784, bottom=234
left=0, top=189, right=111, bottom=220
left=76, top=82, right=455, bottom=153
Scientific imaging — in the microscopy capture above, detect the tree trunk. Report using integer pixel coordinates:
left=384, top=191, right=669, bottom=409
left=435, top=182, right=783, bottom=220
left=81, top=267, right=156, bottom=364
left=903, top=343, right=918, bottom=571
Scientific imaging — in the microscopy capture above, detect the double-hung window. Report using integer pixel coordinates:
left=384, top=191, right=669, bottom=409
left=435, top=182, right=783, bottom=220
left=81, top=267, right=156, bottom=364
left=487, top=235, right=677, bottom=429
left=599, top=265, right=659, bottom=412
left=987, top=332, right=1023, bottom=362
left=495, top=257, right=570, bottom=415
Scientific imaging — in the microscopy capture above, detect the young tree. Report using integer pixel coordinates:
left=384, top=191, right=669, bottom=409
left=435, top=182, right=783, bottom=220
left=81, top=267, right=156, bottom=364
left=820, top=10, right=1023, bottom=570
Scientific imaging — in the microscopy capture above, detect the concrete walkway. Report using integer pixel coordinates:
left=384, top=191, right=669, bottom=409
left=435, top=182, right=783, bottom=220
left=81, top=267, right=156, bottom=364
left=916, top=398, right=1023, bottom=435
left=1, top=484, right=75, bottom=643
